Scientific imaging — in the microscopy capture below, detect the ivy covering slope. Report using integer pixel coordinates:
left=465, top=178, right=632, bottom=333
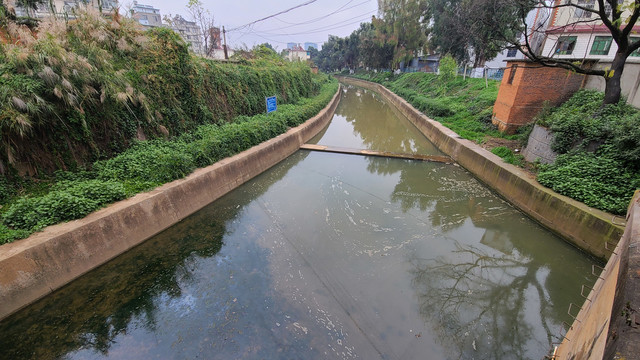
left=536, top=90, right=640, bottom=215
left=0, top=80, right=338, bottom=244
left=0, top=10, right=318, bottom=175
left=0, top=9, right=338, bottom=244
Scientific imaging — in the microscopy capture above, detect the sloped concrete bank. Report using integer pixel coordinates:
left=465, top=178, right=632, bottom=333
left=0, top=86, right=342, bottom=320
left=337, top=76, right=624, bottom=260
left=555, top=191, right=640, bottom=360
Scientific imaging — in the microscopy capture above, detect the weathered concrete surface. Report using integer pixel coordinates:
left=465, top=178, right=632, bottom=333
left=555, top=192, right=640, bottom=360
left=299, top=144, right=454, bottom=163
left=523, top=124, right=558, bottom=164
left=337, top=76, right=624, bottom=261
left=0, top=86, right=341, bottom=321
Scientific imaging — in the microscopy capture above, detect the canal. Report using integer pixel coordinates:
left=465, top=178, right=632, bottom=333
left=0, top=85, right=599, bottom=360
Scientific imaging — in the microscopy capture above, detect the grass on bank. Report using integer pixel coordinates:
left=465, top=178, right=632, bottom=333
left=0, top=80, right=338, bottom=244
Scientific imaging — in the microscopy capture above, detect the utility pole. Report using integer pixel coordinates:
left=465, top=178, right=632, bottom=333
left=223, top=26, right=228, bottom=60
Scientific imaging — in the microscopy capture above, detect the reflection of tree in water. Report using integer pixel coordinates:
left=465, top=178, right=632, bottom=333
left=366, top=156, right=595, bottom=359
left=337, top=85, right=434, bottom=153
left=0, top=152, right=309, bottom=360
left=408, top=244, right=556, bottom=359
left=367, top=156, right=494, bottom=231
left=0, top=210, right=228, bottom=359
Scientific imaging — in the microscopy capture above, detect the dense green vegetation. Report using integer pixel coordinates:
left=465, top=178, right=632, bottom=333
left=0, top=10, right=337, bottom=244
left=536, top=90, right=640, bottom=215
left=351, top=70, right=510, bottom=143
left=0, top=11, right=317, bottom=175
left=0, top=80, right=337, bottom=244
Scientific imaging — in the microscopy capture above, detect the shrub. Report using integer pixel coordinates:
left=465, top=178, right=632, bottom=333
left=2, top=192, right=99, bottom=230
left=439, top=55, right=457, bottom=81
left=537, top=148, right=640, bottom=215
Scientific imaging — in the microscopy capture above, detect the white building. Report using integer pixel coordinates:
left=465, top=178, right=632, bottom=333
left=131, top=1, right=162, bottom=28
left=285, top=44, right=310, bottom=62
left=540, top=0, right=640, bottom=107
left=170, top=14, right=203, bottom=55
left=12, top=0, right=117, bottom=19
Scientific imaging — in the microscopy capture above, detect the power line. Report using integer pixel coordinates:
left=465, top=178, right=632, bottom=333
left=254, top=10, right=376, bottom=36
left=261, top=0, right=371, bottom=31
left=228, top=0, right=318, bottom=32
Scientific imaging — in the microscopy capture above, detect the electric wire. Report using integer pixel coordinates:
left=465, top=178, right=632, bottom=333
left=228, top=0, right=318, bottom=32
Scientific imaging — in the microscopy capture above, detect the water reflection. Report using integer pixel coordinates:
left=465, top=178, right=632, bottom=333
left=309, top=85, right=442, bottom=156
left=0, top=153, right=310, bottom=360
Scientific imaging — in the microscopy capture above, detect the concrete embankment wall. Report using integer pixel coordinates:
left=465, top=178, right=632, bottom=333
left=337, top=76, right=623, bottom=261
left=0, top=86, right=342, bottom=320
left=554, top=191, right=640, bottom=360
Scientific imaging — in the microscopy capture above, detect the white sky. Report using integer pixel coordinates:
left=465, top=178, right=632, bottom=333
left=124, top=0, right=380, bottom=50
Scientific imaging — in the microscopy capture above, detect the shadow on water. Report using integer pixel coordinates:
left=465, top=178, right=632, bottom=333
left=0, top=152, right=311, bottom=360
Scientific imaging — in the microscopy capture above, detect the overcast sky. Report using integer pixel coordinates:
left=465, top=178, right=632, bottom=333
left=125, top=0, right=379, bottom=50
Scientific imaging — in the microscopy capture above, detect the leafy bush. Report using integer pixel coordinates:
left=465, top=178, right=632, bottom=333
left=537, top=148, right=640, bottom=215
left=3, top=192, right=99, bottom=230
left=438, top=55, right=458, bottom=81
left=0, top=11, right=317, bottom=175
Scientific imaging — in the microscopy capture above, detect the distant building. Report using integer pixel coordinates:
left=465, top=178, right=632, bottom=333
left=131, top=1, right=162, bottom=28
left=209, top=26, right=222, bottom=49
left=285, top=44, right=310, bottom=62
left=171, top=14, right=203, bottom=54
left=304, top=42, right=317, bottom=51
left=287, top=42, right=296, bottom=50
left=13, top=0, right=117, bottom=19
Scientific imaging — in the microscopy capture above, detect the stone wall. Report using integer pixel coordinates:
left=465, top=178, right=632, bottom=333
left=523, top=124, right=558, bottom=164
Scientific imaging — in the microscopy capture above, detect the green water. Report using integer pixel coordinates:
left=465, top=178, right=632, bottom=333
left=0, top=84, right=598, bottom=360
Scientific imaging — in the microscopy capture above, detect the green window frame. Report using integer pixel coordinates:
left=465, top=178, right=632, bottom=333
left=590, top=36, right=612, bottom=55
left=631, top=37, right=640, bottom=57
left=555, top=36, right=577, bottom=55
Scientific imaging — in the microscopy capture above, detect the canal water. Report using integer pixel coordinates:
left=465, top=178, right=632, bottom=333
left=0, top=85, right=598, bottom=360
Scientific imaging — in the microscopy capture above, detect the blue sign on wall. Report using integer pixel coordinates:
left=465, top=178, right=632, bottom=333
left=266, top=96, right=277, bottom=113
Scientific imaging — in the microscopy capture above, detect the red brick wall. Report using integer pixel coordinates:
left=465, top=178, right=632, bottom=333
left=492, top=60, right=585, bottom=133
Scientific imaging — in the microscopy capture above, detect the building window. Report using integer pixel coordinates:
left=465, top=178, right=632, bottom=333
left=555, top=36, right=577, bottom=55
left=506, top=47, right=518, bottom=57
left=631, top=37, right=640, bottom=57
left=574, top=0, right=595, bottom=18
left=507, top=64, right=518, bottom=84
left=590, top=36, right=612, bottom=55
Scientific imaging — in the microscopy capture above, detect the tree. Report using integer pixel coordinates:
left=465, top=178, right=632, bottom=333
left=503, top=0, right=640, bottom=105
left=358, top=21, right=394, bottom=69
left=376, top=0, right=428, bottom=68
left=425, top=0, right=520, bottom=67
left=186, top=0, right=215, bottom=56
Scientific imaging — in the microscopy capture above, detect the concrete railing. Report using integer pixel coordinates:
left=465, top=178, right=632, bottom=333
left=0, top=85, right=342, bottom=320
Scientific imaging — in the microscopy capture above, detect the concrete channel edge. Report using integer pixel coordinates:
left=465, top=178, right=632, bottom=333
left=0, top=85, right=342, bottom=321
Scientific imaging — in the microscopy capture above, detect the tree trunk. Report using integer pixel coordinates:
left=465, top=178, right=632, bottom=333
left=603, top=52, right=627, bottom=105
